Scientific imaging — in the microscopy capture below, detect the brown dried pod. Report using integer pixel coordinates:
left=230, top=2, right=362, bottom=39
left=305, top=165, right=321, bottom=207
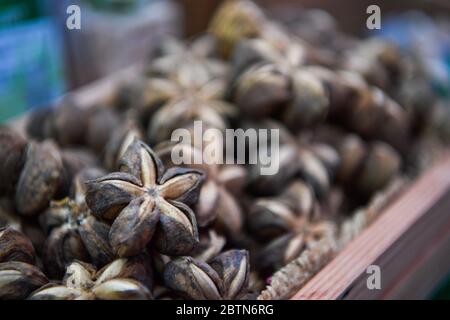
left=147, top=78, right=236, bottom=145
left=86, top=140, right=203, bottom=256
left=210, top=250, right=250, bottom=300
left=258, top=221, right=336, bottom=272
left=234, top=63, right=290, bottom=118
left=78, top=215, right=115, bottom=268
left=0, top=261, right=48, bottom=300
left=191, top=230, right=226, bottom=263
left=51, top=103, right=88, bottom=146
left=247, top=180, right=315, bottom=241
left=0, top=126, right=28, bottom=195
left=282, top=68, right=330, bottom=130
left=148, top=35, right=227, bottom=82
left=85, top=107, right=121, bottom=154
left=94, top=254, right=153, bottom=292
left=355, top=142, right=401, bottom=197
left=30, top=259, right=152, bottom=300
left=156, top=141, right=245, bottom=231
left=163, top=256, right=223, bottom=300
left=342, top=38, right=404, bottom=91
left=26, top=106, right=54, bottom=140
left=209, top=0, right=266, bottom=58
left=59, top=148, right=99, bottom=198
left=15, top=141, right=63, bottom=216
left=0, top=227, right=35, bottom=264
left=103, top=123, right=142, bottom=170
left=43, top=222, right=91, bottom=279
left=92, top=278, right=152, bottom=300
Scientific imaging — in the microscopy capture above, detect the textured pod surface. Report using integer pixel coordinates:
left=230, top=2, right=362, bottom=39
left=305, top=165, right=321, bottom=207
left=92, top=278, right=152, bottom=300
left=43, top=225, right=90, bottom=279
left=163, top=256, right=223, bottom=300
left=210, top=250, right=250, bottom=299
left=15, top=142, right=63, bottom=216
left=0, top=262, right=48, bottom=300
left=95, top=255, right=154, bottom=291
left=0, top=227, right=35, bottom=264
left=78, top=215, right=115, bottom=267
left=0, top=127, right=28, bottom=195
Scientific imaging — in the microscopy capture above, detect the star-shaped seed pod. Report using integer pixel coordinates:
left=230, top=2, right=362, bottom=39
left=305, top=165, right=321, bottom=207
left=147, top=77, right=237, bottom=145
left=148, top=35, right=227, bottom=82
left=29, top=257, right=153, bottom=300
left=155, top=141, right=246, bottom=232
left=163, top=249, right=250, bottom=300
left=258, top=220, right=337, bottom=274
left=86, top=140, right=204, bottom=257
left=41, top=168, right=114, bottom=279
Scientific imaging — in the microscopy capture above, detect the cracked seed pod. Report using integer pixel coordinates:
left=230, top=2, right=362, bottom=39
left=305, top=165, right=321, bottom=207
left=0, top=261, right=48, bottom=300
left=147, top=78, right=237, bottom=145
left=247, top=180, right=315, bottom=240
left=0, top=227, right=35, bottom=264
left=78, top=215, right=115, bottom=268
left=156, top=141, right=245, bottom=232
left=191, top=230, right=226, bottom=263
left=43, top=221, right=91, bottom=279
left=30, top=259, right=152, bottom=300
left=163, top=256, right=223, bottom=300
left=209, top=0, right=266, bottom=58
left=92, top=278, right=152, bottom=300
left=95, top=254, right=153, bottom=291
left=15, top=141, right=63, bottom=216
left=104, top=123, right=142, bottom=170
left=42, top=201, right=114, bottom=278
left=148, top=35, right=227, bottom=82
left=210, top=250, right=250, bottom=300
left=0, top=127, right=28, bottom=195
left=86, top=140, right=203, bottom=256
left=258, top=221, right=336, bottom=273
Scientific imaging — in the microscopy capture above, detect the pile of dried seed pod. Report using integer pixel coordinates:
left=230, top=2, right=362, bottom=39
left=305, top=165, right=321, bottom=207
left=1, top=1, right=449, bottom=300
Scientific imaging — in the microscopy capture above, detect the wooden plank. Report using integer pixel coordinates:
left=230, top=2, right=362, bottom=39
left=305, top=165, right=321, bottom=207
left=291, top=154, right=450, bottom=300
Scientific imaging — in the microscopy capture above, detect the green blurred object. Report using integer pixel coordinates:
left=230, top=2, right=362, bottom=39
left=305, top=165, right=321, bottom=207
left=0, top=0, right=66, bottom=123
left=83, top=0, right=145, bottom=12
left=0, top=0, right=40, bottom=27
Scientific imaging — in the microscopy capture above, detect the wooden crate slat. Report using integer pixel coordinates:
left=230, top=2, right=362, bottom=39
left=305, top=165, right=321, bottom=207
left=292, top=155, right=450, bottom=300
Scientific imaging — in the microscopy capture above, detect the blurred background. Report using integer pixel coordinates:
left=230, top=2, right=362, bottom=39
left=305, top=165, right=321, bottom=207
left=0, top=0, right=449, bottom=122
left=0, top=0, right=449, bottom=299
